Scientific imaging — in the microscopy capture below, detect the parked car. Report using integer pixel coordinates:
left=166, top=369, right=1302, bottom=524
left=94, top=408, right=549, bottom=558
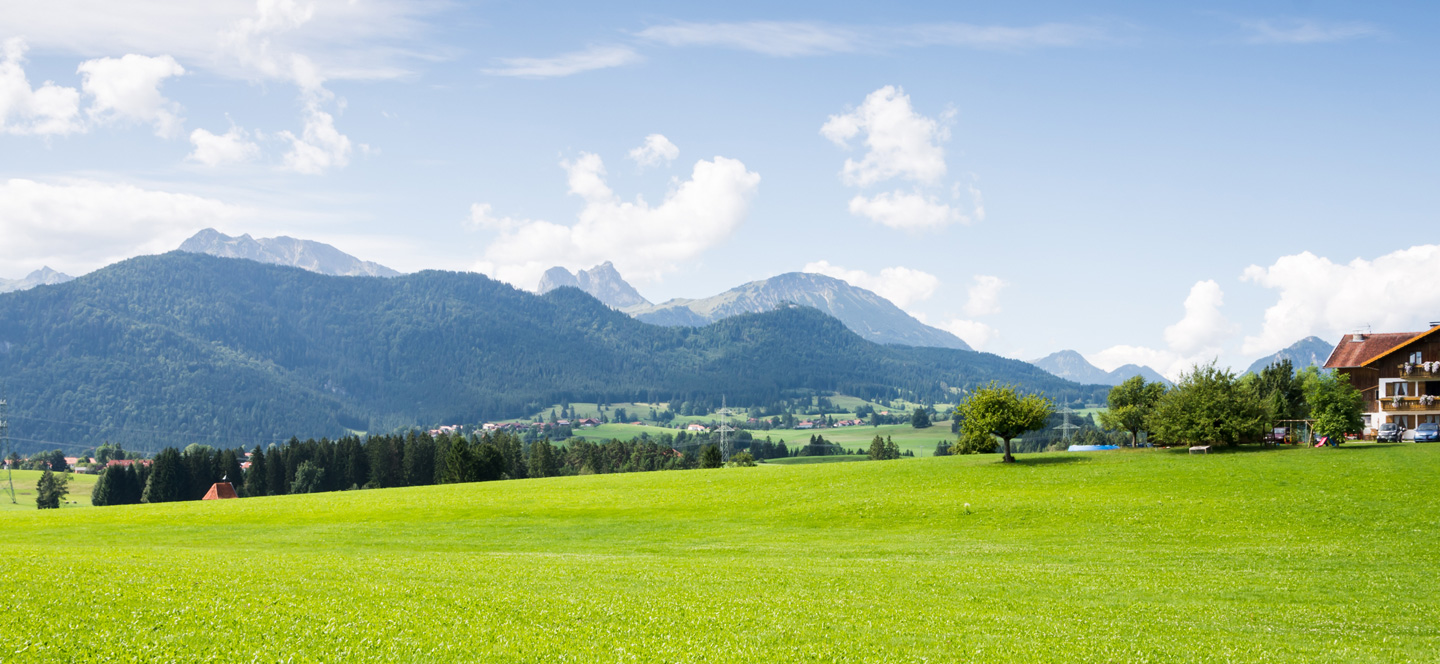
left=1376, top=423, right=1402, bottom=443
left=1415, top=423, right=1440, bottom=443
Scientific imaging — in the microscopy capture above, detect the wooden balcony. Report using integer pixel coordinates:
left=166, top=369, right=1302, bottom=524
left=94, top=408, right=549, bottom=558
left=1396, top=364, right=1440, bottom=379
left=1379, top=397, right=1440, bottom=412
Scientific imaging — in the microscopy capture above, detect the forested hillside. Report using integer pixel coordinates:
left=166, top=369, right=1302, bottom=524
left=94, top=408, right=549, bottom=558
left=0, top=253, right=1104, bottom=451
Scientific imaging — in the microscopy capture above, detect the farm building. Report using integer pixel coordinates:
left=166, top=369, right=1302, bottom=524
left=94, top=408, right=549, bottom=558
left=1324, top=323, right=1440, bottom=431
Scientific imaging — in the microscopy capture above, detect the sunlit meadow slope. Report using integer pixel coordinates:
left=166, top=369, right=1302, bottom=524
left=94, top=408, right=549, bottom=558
left=4, top=446, right=1438, bottom=662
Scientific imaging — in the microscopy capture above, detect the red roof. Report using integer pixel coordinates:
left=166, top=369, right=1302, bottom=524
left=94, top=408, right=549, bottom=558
left=1324, top=332, right=1419, bottom=368
left=203, top=482, right=239, bottom=500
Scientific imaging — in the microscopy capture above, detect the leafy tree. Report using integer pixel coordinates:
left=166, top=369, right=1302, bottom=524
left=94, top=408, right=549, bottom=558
left=1098, top=376, right=1167, bottom=447
left=955, top=382, right=1054, bottom=463
left=291, top=461, right=325, bottom=494
left=1250, top=359, right=1307, bottom=422
left=35, top=469, right=68, bottom=509
left=1148, top=362, right=1265, bottom=447
left=729, top=451, right=755, bottom=467
left=910, top=407, right=931, bottom=429
left=953, top=429, right=999, bottom=455
left=699, top=444, right=722, bottom=469
left=933, top=440, right=952, bottom=456
left=1301, top=367, right=1365, bottom=441
left=868, top=435, right=888, bottom=460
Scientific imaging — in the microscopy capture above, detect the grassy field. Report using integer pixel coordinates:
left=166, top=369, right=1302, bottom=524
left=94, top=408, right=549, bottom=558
left=4, top=444, right=1439, bottom=661
left=570, top=422, right=956, bottom=457
left=0, top=469, right=98, bottom=511
left=762, top=454, right=869, bottom=465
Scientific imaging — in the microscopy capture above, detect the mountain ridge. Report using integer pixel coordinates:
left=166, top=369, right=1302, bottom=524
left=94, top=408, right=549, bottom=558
left=179, top=228, right=400, bottom=277
left=1245, top=336, right=1335, bottom=374
left=0, top=252, right=1102, bottom=451
left=1029, top=350, right=1172, bottom=387
left=630, top=271, right=973, bottom=350
left=0, top=267, right=74, bottom=294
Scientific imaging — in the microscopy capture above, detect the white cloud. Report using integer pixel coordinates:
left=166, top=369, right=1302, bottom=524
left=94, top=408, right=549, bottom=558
left=802, top=260, right=938, bottom=308
left=188, top=125, right=261, bottom=166
left=939, top=319, right=998, bottom=351
left=636, top=21, right=861, bottom=57
left=1241, top=246, right=1440, bottom=355
left=0, top=38, right=83, bottom=136
left=0, top=178, right=248, bottom=275
left=77, top=53, right=186, bottom=137
left=1239, top=19, right=1383, bottom=44
left=628, top=134, right=679, bottom=167
left=634, top=20, right=1110, bottom=56
left=484, top=45, right=641, bottom=78
left=908, top=22, right=1110, bottom=49
left=1090, top=280, right=1237, bottom=380
left=1163, top=280, right=1237, bottom=356
left=847, top=191, right=965, bottom=230
left=280, top=104, right=352, bottom=174
left=822, top=85, right=948, bottom=187
left=964, top=275, right=1006, bottom=317
left=473, top=152, right=760, bottom=288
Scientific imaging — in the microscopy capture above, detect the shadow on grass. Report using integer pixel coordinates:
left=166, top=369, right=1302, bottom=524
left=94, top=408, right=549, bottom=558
left=1005, top=455, right=1083, bottom=466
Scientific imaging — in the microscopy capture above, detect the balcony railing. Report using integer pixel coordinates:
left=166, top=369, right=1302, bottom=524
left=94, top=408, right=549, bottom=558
left=1379, top=396, right=1440, bottom=412
left=1397, top=364, right=1440, bottom=379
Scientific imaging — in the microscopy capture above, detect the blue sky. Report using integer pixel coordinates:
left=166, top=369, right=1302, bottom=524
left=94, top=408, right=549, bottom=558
left=2, top=1, right=1437, bottom=377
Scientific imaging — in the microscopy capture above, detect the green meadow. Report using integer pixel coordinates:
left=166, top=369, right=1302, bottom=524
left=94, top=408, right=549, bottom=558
left=0, top=469, right=98, bottom=511
left=4, top=445, right=1438, bottom=662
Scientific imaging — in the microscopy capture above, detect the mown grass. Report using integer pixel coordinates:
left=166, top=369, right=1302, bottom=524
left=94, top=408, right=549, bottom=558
left=762, top=454, right=869, bottom=465
left=0, top=469, right=98, bottom=511
left=3, top=444, right=1438, bottom=662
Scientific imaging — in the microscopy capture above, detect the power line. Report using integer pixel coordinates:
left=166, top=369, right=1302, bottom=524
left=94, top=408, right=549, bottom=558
left=9, top=413, right=275, bottom=448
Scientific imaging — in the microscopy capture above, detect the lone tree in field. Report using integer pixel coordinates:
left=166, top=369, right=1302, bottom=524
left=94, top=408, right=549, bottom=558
left=956, top=383, right=1053, bottom=463
left=1300, top=366, right=1365, bottom=441
left=35, top=469, right=68, bottom=509
left=910, top=407, right=931, bottom=429
left=1098, top=375, right=1167, bottom=447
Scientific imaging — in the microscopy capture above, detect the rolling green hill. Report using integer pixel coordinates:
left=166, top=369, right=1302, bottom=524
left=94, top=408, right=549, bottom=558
left=2, top=444, right=1436, bottom=661
left=0, top=253, right=1105, bottom=452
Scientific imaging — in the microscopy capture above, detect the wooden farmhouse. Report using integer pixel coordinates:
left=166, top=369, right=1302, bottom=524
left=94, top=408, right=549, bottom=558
left=1324, top=324, right=1440, bottom=431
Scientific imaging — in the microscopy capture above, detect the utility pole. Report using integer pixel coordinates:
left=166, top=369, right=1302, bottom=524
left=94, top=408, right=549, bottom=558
left=1, top=395, right=14, bottom=504
left=1054, top=403, right=1079, bottom=444
left=717, top=396, right=734, bottom=463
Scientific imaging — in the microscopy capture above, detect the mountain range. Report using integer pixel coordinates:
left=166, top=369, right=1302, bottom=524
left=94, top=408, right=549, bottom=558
left=538, top=263, right=650, bottom=309
left=1028, top=350, right=1172, bottom=387
left=0, top=252, right=1103, bottom=452
left=0, top=267, right=74, bottom=294
left=542, top=264, right=971, bottom=350
left=179, top=228, right=400, bottom=277
left=1244, top=336, right=1335, bottom=374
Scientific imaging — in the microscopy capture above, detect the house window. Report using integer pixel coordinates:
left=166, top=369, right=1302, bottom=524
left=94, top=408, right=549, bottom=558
left=1391, top=382, right=1410, bottom=397
left=1411, top=351, right=1424, bottom=365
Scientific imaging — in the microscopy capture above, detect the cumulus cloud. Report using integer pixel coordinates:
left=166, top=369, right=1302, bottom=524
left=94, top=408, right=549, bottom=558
left=77, top=53, right=186, bottom=137
left=280, top=105, right=351, bottom=174
left=0, top=178, right=248, bottom=275
left=1090, top=280, right=1237, bottom=380
left=847, top=191, right=966, bottom=230
left=938, top=318, right=999, bottom=351
left=188, top=125, right=261, bottom=166
left=823, top=85, right=982, bottom=232
left=473, top=150, right=761, bottom=288
left=1239, top=19, right=1383, bottom=44
left=628, top=134, right=679, bottom=167
left=802, top=260, right=938, bottom=308
left=0, top=38, right=84, bottom=136
left=822, top=85, right=948, bottom=187
left=964, top=275, right=1006, bottom=317
left=483, top=45, right=641, bottom=78
left=1241, top=246, right=1440, bottom=355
